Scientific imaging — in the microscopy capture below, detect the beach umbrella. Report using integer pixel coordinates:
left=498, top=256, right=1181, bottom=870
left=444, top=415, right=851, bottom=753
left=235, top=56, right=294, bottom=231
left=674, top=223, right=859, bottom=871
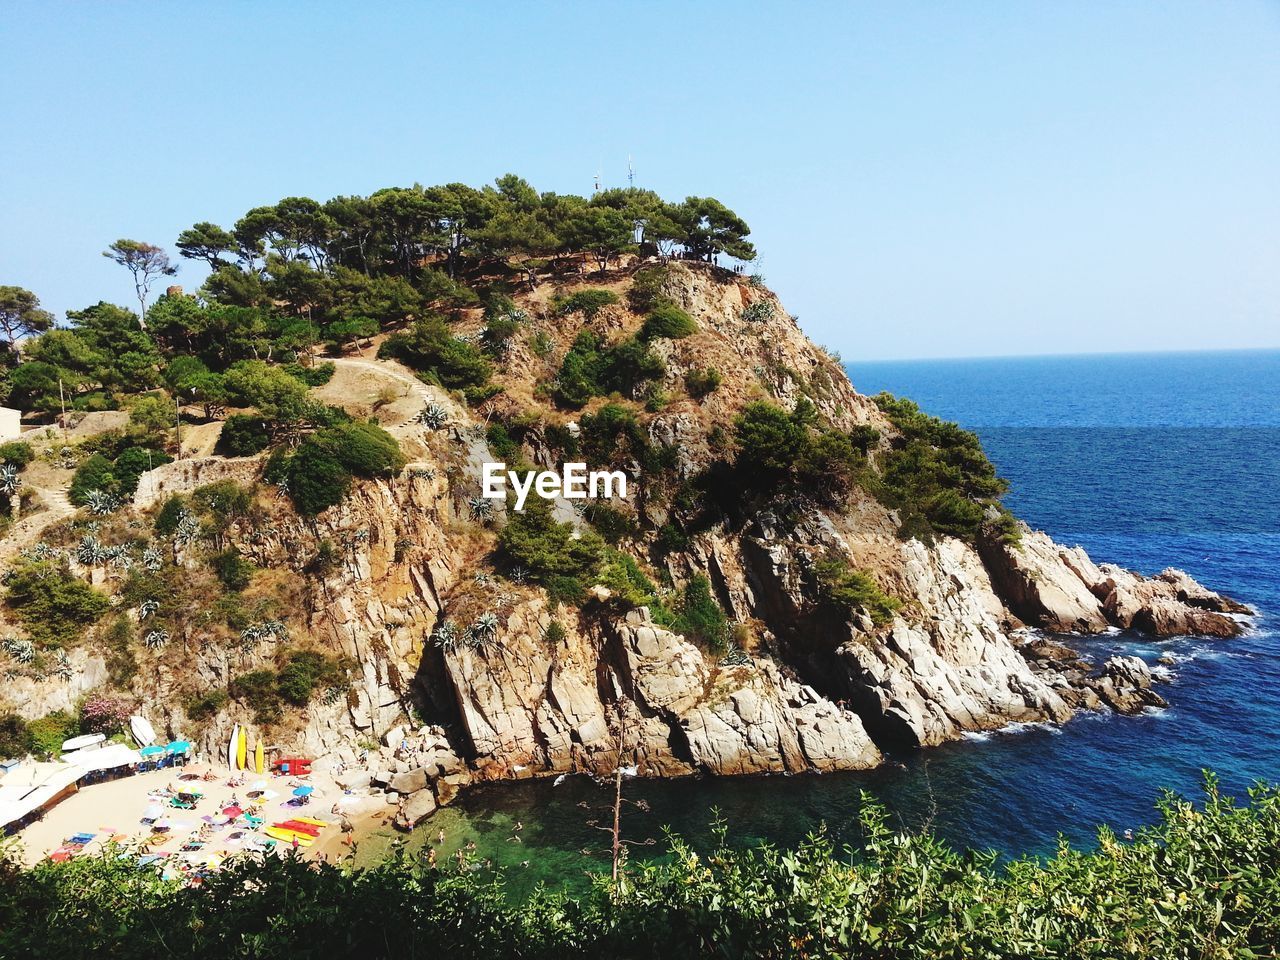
left=166, top=741, right=191, bottom=754
left=292, top=786, right=313, bottom=797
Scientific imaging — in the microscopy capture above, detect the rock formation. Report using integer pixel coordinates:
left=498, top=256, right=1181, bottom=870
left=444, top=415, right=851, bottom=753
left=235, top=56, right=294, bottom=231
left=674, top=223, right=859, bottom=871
left=0, top=260, right=1251, bottom=829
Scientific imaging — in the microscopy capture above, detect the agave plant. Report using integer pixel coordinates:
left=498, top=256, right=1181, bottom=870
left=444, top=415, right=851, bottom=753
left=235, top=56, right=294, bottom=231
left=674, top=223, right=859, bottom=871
left=467, top=611, right=500, bottom=649
left=415, top=403, right=449, bottom=430
left=142, top=546, right=164, bottom=571
left=261, top=619, right=288, bottom=641
left=0, top=463, right=21, bottom=496
left=103, top=544, right=130, bottom=568
left=173, top=512, right=202, bottom=547
left=473, top=570, right=493, bottom=587
left=21, top=541, right=59, bottom=563
left=53, top=650, right=73, bottom=681
left=76, top=535, right=107, bottom=566
left=2, top=637, right=35, bottom=665
left=409, top=467, right=436, bottom=481
left=468, top=496, right=494, bottom=521
left=719, top=644, right=752, bottom=667
left=84, top=489, right=120, bottom=516
left=509, top=566, right=529, bottom=586
left=240, top=624, right=267, bottom=649
left=138, top=599, right=159, bottom=620
left=143, top=629, right=170, bottom=650
left=321, top=684, right=347, bottom=706
left=740, top=300, right=776, bottom=324
left=431, top=619, right=461, bottom=652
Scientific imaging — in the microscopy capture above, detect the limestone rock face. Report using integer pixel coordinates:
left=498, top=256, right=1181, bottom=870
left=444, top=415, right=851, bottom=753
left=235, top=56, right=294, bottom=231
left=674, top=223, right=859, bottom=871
left=980, top=525, right=1247, bottom=638
left=609, top=613, right=882, bottom=774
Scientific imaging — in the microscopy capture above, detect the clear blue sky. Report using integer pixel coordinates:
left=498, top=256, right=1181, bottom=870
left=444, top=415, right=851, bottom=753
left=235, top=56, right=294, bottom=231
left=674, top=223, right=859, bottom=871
left=2, top=1, right=1277, bottom=360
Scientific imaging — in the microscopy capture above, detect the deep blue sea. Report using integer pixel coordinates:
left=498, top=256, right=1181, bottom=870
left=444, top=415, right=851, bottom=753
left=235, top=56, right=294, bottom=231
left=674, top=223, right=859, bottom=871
left=365, top=349, right=1280, bottom=894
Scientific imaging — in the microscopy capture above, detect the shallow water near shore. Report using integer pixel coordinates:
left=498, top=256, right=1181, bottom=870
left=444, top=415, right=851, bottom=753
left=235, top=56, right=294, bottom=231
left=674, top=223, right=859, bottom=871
left=360, top=349, right=1280, bottom=897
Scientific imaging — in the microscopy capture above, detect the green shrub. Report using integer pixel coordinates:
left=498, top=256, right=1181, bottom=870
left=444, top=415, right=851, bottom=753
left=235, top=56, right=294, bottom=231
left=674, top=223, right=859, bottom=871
left=4, top=560, right=110, bottom=646
left=229, top=669, right=282, bottom=724
left=230, top=649, right=347, bottom=722
left=68, top=453, right=116, bottom=505
left=218, top=414, right=273, bottom=456
left=670, top=574, right=730, bottom=653
left=24, top=710, right=79, bottom=757
left=640, top=304, right=696, bottom=340
left=578, top=403, right=649, bottom=470
left=102, top=616, right=138, bottom=687
left=276, top=649, right=347, bottom=707
left=0, top=441, right=34, bottom=467
left=596, top=549, right=660, bottom=609
left=282, top=361, right=335, bottom=386
left=284, top=441, right=351, bottom=516
left=112, top=447, right=172, bottom=497
left=684, top=367, right=722, bottom=398
left=378, top=316, right=492, bottom=392
left=185, top=688, right=229, bottom=720
left=485, top=423, right=522, bottom=464
left=849, top=423, right=880, bottom=453
left=732, top=400, right=863, bottom=497
left=556, top=289, right=618, bottom=319
left=627, top=265, right=671, bottom=313
left=283, top=422, right=404, bottom=516
left=872, top=392, right=1008, bottom=542
left=192, top=480, right=254, bottom=524
left=583, top=503, right=638, bottom=545
left=497, top=499, right=604, bottom=596
left=0, top=713, right=32, bottom=758
left=813, top=554, right=902, bottom=626
left=210, top=548, right=255, bottom=591
left=153, top=494, right=187, bottom=535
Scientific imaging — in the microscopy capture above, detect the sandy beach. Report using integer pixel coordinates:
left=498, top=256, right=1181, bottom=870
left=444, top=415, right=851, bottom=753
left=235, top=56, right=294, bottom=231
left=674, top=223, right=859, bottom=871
left=9, top=764, right=344, bottom=869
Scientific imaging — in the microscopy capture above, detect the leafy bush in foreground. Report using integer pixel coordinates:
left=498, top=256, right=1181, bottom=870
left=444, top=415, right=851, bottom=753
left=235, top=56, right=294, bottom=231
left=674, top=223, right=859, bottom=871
left=1, top=777, right=1277, bottom=959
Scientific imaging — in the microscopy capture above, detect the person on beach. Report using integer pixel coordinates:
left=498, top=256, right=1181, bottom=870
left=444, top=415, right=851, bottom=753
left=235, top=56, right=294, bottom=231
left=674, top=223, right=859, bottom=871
left=426, top=847, right=436, bottom=867
left=437, top=828, right=445, bottom=845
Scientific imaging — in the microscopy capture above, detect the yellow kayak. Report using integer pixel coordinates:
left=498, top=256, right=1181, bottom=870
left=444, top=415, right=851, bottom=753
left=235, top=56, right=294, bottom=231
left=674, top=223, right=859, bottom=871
left=254, top=740, right=264, bottom=774
left=236, top=729, right=247, bottom=770
left=293, top=817, right=329, bottom=828
left=263, top=826, right=313, bottom=847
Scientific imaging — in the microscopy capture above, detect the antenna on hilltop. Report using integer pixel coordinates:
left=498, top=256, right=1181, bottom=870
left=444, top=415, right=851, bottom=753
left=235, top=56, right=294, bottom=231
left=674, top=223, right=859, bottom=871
left=627, top=155, right=635, bottom=189
left=593, top=165, right=601, bottom=194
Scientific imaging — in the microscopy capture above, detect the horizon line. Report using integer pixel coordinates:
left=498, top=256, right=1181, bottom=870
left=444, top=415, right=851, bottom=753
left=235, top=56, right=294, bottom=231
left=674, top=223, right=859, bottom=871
left=847, top=345, right=1280, bottom=365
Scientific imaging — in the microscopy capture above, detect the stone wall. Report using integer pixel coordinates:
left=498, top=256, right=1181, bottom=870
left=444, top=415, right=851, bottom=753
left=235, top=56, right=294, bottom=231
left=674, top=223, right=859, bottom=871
left=133, top=456, right=262, bottom=509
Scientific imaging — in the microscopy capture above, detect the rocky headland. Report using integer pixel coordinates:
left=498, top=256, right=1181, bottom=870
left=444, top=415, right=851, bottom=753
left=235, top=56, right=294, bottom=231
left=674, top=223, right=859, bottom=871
left=1, top=260, right=1250, bottom=830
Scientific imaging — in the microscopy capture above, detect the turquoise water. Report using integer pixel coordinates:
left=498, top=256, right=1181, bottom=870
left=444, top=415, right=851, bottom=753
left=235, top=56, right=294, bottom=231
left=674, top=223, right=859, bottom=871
left=364, top=349, right=1280, bottom=895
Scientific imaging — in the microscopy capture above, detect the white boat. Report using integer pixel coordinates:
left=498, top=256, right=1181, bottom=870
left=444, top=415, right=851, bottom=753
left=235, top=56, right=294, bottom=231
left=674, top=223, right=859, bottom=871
left=129, top=715, right=157, bottom=748
left=61, top=733, right=106, bottom=753
left=227, top=724, right=239, bottom=770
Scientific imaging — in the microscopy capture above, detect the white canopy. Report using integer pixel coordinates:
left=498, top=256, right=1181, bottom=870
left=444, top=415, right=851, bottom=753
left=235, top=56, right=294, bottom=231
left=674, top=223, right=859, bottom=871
left=0, top=762, right=82, bottom=829
left=64, top=743, right=141, bottom=772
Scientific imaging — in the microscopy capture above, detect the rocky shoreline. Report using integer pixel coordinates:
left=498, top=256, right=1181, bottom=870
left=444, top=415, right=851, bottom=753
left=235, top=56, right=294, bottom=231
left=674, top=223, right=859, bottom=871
left=2, top=263, right=1253, bottom=833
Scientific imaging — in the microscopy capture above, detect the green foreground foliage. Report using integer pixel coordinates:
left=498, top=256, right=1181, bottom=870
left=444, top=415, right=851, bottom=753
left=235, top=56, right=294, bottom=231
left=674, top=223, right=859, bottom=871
left=1, top=777, right=1276, bottom=959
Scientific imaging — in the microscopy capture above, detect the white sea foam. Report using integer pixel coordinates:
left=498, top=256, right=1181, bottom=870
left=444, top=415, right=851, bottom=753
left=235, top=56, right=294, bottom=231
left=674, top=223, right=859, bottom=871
left=995, top=720, right=1063, bottom=737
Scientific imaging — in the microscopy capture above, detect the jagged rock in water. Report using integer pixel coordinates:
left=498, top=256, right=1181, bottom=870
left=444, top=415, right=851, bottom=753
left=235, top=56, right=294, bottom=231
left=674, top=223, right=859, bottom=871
left=980, top=524, right=1247, bottom=638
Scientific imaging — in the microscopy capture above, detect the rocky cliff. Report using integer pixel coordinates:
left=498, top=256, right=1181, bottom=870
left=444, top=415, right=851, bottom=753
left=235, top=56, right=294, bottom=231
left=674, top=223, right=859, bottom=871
left=0, top=260, right=1250, bottom=828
